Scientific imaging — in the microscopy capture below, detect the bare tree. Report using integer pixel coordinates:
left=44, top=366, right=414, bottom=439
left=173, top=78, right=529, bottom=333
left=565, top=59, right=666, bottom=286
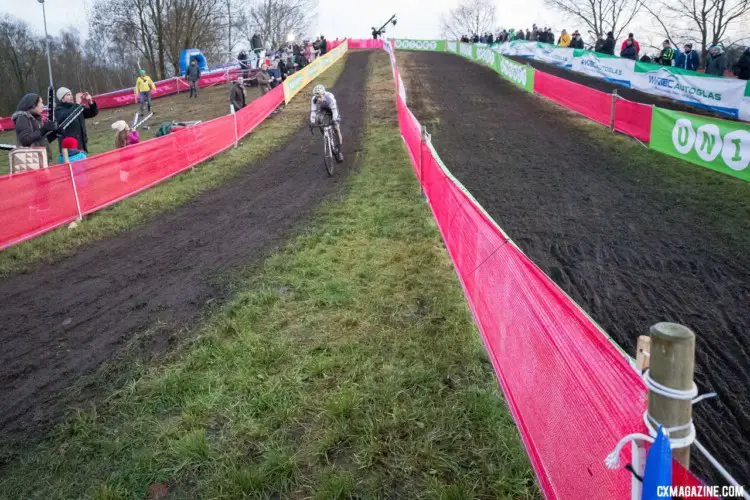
left=440, top=0, right=496, bottom=39
left=639, top=0, right=750, bottom=63
left=244, top=0, right=316, bottom=50
left=544, top=0, right=641, bottom=40
left=0, top=16, right=42, bottom=101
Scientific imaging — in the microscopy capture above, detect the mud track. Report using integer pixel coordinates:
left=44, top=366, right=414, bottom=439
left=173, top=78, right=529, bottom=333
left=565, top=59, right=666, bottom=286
left=400, top=51, right=750, bottom=486
left=0, top=52, right=370, bottom=444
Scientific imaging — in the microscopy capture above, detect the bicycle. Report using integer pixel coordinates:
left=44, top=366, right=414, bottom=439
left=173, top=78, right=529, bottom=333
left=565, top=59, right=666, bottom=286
left=312, top=117, right=343, bottom=177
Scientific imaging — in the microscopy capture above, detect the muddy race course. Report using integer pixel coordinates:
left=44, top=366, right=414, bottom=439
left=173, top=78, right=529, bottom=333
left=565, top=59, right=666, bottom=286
left=0, top=52, right=370, bottom=445
left=400, top=51, right=750, bottom=485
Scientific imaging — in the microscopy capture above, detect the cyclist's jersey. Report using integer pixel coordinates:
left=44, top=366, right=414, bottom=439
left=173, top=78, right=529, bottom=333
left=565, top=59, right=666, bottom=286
left=310, top=92, right=340, bottom=124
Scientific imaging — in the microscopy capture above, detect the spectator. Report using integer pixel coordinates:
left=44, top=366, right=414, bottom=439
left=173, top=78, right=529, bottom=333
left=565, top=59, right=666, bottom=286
left=602, top=31, right=615, bottom=54
left=675, top=43, right=700, bottom=71
left=185, top=59, right=201, bottom=98
left=620, top=37, right=638, bottom=60
left=251, top=33, right=263, bottom=67
left=320, top=35, right=328, bottom=55
left=134, top=69, right=156, bottom=114
left=705, top=44, right=727, bottom=76
left=487, top=32, right=494, bottom=45
left=112, top=120, right=140, bottom=149
left=12, top=93, right=57, bottom=156
left=56, top=87, right=99, bottom=154
left=238, top=50, right=249, bottom=78
left=640, top=54, right=653, bottom=63
left=531, top=25, right=539, bottom=41
left=620, top=33, right=640, bottom=59
left=526, top=29, right=532, bottom=41
left=735, top=47, right=750, bottom=80
left=570, top=31, right=584, bottom=49
left=230, top=77, right=246, bottom=111
left=516, top=29, right=525, bottom=41
left=558, top=29, right=571, bottom=47
left=58, top=137, right=86, bottom=163
left=473, top=33, right=480, bottom=43
left=257, top=63, right=274, bottom=95
left=657, top=39, right=677, bottom=66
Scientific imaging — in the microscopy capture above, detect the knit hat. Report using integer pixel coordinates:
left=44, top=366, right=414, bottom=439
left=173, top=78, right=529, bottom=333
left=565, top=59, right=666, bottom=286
left=61, top=137, right=78, bottom=150
left=111, top=120, right=129, bottom=133
left=140, top=69, right=146, bottom=75
left=56, top=87, right=72, bottom=101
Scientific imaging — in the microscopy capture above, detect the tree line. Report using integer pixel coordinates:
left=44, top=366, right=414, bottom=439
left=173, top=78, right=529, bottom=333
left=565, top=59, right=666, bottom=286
left=0, top=0, right=315, bottom=116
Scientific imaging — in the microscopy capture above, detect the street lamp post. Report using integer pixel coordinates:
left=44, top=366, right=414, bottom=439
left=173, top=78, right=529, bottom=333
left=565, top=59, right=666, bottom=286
left=38, top=0, right=55, bottom=90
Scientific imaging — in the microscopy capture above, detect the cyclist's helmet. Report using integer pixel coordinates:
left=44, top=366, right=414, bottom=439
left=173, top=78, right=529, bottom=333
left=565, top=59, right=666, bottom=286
left=313, top=84, right=326, bottom=97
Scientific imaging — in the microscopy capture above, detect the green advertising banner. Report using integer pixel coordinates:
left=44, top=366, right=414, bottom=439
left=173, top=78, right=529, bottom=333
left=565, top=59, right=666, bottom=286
left=393, top=39, right=446, bottom=52
left=473, top=45, right=497, bottom=70
left=650, top=108, right=750, bottom=181
left=496, top=54, right=534, bottom=93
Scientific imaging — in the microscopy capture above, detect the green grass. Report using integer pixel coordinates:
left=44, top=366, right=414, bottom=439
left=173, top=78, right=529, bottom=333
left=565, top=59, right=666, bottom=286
left=0, top=63, right=347, bottom=277
left=0, top=52, right=538, bottom=499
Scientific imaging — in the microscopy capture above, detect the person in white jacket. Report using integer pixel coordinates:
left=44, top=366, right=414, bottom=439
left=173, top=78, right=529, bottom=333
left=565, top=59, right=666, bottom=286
left=309, top=84, right=342, bottom=151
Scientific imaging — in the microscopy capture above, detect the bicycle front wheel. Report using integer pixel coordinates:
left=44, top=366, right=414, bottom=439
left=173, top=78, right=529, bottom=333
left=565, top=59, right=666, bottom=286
left=323, top=132, right=334, bottom=177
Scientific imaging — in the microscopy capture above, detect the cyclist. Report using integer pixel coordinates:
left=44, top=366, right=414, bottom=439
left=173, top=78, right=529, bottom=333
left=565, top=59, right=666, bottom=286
left=309, top=85, right=343, bottom=156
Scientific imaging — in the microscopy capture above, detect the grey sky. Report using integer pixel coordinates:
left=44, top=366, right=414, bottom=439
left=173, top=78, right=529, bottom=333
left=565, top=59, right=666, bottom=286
left=3, top=0, right=557, bottom=40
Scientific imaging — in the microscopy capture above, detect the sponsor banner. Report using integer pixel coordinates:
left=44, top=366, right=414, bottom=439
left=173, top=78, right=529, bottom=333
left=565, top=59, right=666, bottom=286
left=535, top=45, right=574, bottom=68
left=282, top=41, right=347, bottom=103
left=474, top=45, right=498, bottom=69
left=497, top=55, right=534, bottom=92
left=393, top=39, right=445, bottom=52
left=507, top=40, right=538, bottom=58
left=571, top=51, right=634, bottom=86
left=650, top=107, right=750, bottom=180
left=631, top=63, right=746, bottom=117
left=459, top=42, right=473, bottom=58
left=446, top=40, right=459, bottom=53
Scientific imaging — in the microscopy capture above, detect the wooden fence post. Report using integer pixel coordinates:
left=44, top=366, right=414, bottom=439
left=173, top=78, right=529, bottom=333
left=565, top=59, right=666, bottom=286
left=648, top=322, right=696, bottom=469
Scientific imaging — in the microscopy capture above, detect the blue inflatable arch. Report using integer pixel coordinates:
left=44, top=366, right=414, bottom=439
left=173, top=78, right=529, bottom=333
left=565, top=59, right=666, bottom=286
left=179, top=49, right=208, bottom=75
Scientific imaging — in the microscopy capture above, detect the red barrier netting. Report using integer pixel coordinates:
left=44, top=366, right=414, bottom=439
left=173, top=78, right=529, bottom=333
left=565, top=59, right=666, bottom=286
left=0, top=166, right=80, bottom=250
left=348, top=39, right=384, bottom=49
left=534, top=71, right=613, bottom=127
left=397, top=94, right=421, bottom=177
left=396, top=51, right=718, bottom=498
left=73, top=114, right=236, bottom=215
left=615, top=98, right=652, bottom=143
left=236, top=86, right=284, bottom=137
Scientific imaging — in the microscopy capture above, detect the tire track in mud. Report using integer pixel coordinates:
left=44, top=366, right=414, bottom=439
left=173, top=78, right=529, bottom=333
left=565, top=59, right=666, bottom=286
left=400, top=50, right=750, bottom=486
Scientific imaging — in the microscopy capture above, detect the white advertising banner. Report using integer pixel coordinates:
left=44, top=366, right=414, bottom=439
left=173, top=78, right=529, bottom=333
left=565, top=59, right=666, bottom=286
left=571, top=52, right=635, bottom=86
left=630, top=66, right=747, bottom=118
left=535, top=45, right=574, bottom=68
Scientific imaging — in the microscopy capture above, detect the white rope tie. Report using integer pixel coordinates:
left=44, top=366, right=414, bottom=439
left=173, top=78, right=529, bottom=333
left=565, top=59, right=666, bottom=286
left=604, top=370, right=716, bottom=469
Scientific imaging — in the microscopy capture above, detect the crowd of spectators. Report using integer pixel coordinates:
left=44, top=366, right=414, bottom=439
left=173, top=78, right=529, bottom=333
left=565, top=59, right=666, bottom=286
left=459, top=27, right=749, bottom=79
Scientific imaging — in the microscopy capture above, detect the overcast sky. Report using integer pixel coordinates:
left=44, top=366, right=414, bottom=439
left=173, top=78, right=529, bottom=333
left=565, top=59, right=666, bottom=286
left=3, top=0, right=559, bottom=41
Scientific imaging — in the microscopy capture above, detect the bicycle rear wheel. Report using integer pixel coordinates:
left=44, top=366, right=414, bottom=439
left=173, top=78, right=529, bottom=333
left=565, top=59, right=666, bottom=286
left=323, top=131, right=334, bottom=177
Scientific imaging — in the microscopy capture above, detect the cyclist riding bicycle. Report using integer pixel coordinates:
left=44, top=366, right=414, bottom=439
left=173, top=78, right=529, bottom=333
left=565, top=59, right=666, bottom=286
left=309, top=84, right=343, bottom=154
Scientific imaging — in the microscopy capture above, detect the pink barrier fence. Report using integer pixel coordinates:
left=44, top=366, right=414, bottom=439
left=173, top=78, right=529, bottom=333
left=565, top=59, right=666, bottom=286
left=534, top=71, right=613, bottom=126
left=348, top=39, right=384, bottom=49
left=0, top=85, right=284, bottom=250
left=392, top=46, right=719, bottom=499
left=614, top=98, right=652, bottom=143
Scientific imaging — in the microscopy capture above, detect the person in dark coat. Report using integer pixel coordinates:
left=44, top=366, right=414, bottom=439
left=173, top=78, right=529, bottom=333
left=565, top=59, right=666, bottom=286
left=55, top=86, right=98, bottom=155
left=12, top=93, right=58, bottom=152
left=657, top=39, right=677, bottom=66
left=185, top=59, right=202, bottom=98
left=735, top=47, right=750, bottom=80
left=705, top=44, right=727, bottom=76
left=570, top=32, right=584, bottom=49
left=230, top=77, right=246, bottom=111
left=238, top=50, right=249, bottom=78
left=320, top=35, right=328, bottom=54
left=620, top=38, right=638, bottom=60
left=675, top=43, right=700, bottom=71
left=602, top=32, right=615, bottom=54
